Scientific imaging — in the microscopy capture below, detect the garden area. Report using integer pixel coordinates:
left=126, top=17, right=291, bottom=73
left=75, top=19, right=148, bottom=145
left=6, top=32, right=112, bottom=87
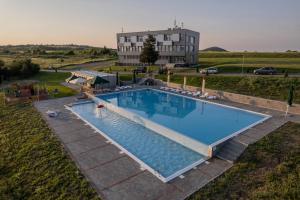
left=188, top=121, right=300, bottom=200
left=0, top=95, right=100, bottom=199
left=29, top=72, right=77, bottom=98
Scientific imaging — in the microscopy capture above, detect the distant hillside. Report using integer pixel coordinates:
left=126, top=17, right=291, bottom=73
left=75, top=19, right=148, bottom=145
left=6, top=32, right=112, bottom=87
left=202, top=47, right=228, bottom=52
left=0, top=44, right=114, bottom=52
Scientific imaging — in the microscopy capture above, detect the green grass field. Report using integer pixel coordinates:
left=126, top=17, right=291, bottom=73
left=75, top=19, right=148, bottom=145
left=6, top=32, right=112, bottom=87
left=29, top=72, right=77, bottom=98
left=2, top=51, right=300, bottom=73
left=199, top=52, right=300, bottom=73
left=0, top=54, right=114, bottom=69
left=188, top=122, right=300, bottom=200
left=0, top=95, right=100, bottom=199
left=155, top=75, right=300, bottom=103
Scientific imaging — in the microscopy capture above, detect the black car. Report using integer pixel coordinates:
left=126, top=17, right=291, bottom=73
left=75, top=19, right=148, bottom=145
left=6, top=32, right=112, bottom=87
left=135, top=66, right=147, bottom=73
left=253, top=67, right=277, bottom=75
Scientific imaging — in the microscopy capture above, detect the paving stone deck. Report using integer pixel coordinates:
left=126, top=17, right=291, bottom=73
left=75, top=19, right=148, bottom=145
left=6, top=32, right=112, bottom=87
left=34, top=95, right=299, bottom=200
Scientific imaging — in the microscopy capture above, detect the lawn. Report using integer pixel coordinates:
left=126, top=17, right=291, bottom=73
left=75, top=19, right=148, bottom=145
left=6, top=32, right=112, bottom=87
left=97, top=65, right=159, bottom=73
left=188, top=121, right=300, bottom=200
left=0, top=54, right=114, bottom=69
left=199, top=52, right=300, bottom=73
left=119, top=73, right=146, bottom=81
left=30, top=72, right=77, bottom=98
left=155, top=75, right=300, bottom=103
left=0, top=95, right=100, bottom=199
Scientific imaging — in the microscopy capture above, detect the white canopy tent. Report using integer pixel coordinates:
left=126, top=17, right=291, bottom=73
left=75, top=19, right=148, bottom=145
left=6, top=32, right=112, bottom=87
left=69, top=77, right=86, bottom=85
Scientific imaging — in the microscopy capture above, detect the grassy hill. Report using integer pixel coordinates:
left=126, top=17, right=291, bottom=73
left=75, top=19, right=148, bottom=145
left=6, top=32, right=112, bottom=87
left=201, top=46, right=227, bottom=52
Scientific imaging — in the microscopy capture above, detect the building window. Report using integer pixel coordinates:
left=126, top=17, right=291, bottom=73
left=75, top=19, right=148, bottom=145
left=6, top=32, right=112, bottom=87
left=180, top=46, right=185, bottom=52
left=125, top=37, right=131, bottom=42
left=190, top=45, right=194, bottom=52
left=137, top=36, right=143, bottom=42
left=164, top=34, right=171, bottom=41
left=180, top=34, right=185, bottom=41
left=190, top=36, right=195, bottom=44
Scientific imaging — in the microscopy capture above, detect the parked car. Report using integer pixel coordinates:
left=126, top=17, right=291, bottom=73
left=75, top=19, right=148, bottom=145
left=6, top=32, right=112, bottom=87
left=135, top=66, right=147, bottom=73
left=200, top=67, right=218, bottom=74
left=253, top=67, right=277, bottom=75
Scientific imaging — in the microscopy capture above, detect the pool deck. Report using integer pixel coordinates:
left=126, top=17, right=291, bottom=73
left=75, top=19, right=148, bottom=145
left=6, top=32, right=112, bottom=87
left=34, top=95, right=300, bottom=200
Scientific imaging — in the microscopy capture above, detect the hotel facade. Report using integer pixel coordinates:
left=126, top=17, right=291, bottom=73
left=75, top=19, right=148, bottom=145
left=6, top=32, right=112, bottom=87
left=116, top=28, right=200, bottom=66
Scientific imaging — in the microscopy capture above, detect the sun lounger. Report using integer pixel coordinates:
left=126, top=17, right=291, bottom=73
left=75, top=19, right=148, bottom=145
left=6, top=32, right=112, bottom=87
left=192, top=91, right=201, bottom=97
left=46, top=110, right=60, bottom=118
left=206, top=95, right=218, bottom=100
left=187, top=91, right=193, bottom=95
left=181, top=90, right=187, bottom=94
left=200, top=92, right=209, bottom=98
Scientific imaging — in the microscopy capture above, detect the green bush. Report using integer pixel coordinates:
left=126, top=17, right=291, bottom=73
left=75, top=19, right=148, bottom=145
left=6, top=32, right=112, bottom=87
left=8, top=59, right=40, bottom=78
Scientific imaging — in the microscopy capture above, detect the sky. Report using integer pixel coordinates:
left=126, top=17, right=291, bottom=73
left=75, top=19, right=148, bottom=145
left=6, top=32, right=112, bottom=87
left=0, top=0, right=299, bottom=51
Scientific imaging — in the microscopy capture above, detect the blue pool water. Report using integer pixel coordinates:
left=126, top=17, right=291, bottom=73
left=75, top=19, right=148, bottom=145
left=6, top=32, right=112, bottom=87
left=71, top=102, right=205, bottom=178
left=98, top=89, right=267, bottom=145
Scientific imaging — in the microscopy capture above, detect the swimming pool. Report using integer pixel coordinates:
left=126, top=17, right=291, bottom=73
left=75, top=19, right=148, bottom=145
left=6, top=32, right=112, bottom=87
left=69, top=102, right=205, bottom=182
left=97, top=89, right=270, bottom=155
left=68, top=88, right=270, bottom=182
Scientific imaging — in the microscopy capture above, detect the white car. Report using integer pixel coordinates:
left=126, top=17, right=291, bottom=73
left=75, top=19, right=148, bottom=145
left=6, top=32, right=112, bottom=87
left=200, top=67, right=218, bottom=74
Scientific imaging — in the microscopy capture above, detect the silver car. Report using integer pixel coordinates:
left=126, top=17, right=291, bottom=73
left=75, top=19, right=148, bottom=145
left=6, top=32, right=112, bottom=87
left=200, top=67, right=218, bottom=74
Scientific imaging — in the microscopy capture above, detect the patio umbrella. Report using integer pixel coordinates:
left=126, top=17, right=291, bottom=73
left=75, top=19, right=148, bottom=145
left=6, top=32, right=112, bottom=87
left=201, top=77, right=206, bottom=94
left=183, top=76, right=187, bottom=90
left=285, top=85, right=295, bottom=117
left=287, top=85, right=294, bottom=106
left=132, top=70, right=137, bottom=84
left=116, top=72, right=119, bottom=86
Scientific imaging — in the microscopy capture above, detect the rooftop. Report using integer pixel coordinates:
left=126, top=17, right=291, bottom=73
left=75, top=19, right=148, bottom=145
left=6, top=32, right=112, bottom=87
left=72, top=70, right=115, bottom=78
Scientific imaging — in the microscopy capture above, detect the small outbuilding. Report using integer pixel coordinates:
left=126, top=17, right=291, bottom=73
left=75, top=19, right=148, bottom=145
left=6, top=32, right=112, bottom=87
left=66, top=70, right=116, bottom=89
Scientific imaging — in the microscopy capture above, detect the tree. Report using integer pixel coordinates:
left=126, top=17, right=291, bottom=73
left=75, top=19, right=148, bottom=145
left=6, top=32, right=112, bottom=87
left=100, top=46, right=111, bottom=55
left=7, top=59, right=40, bottom=78
left=140, top=35, right=159, bottom=67
left=0, top=60, right=4, bottom=68
left=65, top=50, right=75, bottom=56
left=0, top=60, right=5, bottom=84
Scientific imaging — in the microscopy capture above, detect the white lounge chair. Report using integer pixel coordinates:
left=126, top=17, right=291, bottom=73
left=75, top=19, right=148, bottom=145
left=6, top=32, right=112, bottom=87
left=181, top=90, right=187, bottom=94
left=192, top=91, right=201, bottom=97
left=206, top=95, right=218, bottom=100
left=187, top=91, right=193, bottom=95
left=46, top=110, right=60, bottom=118
left=200, top=92, right=209, bottom=98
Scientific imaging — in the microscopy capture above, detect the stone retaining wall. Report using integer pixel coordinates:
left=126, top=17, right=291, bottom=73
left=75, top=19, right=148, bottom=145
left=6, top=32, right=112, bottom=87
left=165, top=82, right=300, bottom=115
